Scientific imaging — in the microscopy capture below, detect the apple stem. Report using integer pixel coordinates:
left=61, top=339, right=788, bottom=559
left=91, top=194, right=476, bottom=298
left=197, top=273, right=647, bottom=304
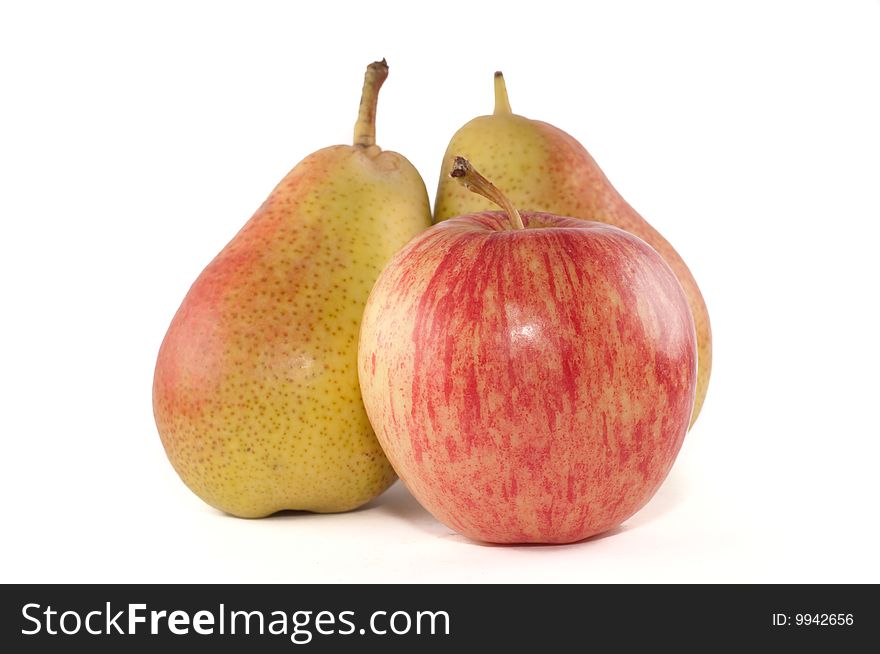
left=353, top=59, right=389, bottom=148
left=450, top=157, right=525, bottom=230
left=494, top=71, right=512, bottom=115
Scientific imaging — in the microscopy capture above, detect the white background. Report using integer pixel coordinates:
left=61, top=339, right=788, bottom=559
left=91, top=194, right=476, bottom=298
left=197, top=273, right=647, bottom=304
left=2, top=0, right=879, bottom=583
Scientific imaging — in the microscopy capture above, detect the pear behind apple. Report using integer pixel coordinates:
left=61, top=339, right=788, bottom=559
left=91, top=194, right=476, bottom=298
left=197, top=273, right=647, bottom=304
left=435, top=73, right=711, bottom=427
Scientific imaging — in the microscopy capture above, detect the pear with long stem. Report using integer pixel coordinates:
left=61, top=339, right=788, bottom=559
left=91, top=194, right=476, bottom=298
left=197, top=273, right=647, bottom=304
left=154, top=61, right=432, bottom=517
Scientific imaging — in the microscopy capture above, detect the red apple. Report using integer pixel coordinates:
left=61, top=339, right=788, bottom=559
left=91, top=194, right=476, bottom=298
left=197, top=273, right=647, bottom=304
left=358, top=159, right=697, bottom=544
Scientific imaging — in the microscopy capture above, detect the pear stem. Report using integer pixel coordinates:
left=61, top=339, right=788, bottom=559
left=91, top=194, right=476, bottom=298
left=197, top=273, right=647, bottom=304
left=493, top=71, right=512, bottom=115
left=353, top=59, right=389, bottom=147
left=450, top=157, right=525, bottom=230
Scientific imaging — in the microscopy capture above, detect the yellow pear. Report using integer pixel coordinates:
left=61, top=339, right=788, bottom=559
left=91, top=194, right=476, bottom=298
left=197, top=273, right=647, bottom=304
left=153, top=61, right=432, bottom=517
left=435, top=73, right=711, bottom=427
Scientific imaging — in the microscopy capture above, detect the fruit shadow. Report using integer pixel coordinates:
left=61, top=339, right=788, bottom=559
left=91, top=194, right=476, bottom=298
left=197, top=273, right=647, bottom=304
left=362, top=481, right=450, bottom=536
left=207, top=481, right=424, bottom=521
left=368, top=470, right=687, bottom=549
left=214, top=499, right=382, bottom=521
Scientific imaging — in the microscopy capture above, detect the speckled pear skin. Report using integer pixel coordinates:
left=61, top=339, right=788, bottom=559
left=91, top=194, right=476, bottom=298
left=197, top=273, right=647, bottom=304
left=434, top=75, right=712, bottom=427
left=153, top=131, right=432, bottom=517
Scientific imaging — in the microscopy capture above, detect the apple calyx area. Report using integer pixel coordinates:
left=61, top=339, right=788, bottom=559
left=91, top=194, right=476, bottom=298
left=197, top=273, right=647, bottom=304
left=353, top=59, right=389, bottom=149
left=450, top=156, right=525, bottom=230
